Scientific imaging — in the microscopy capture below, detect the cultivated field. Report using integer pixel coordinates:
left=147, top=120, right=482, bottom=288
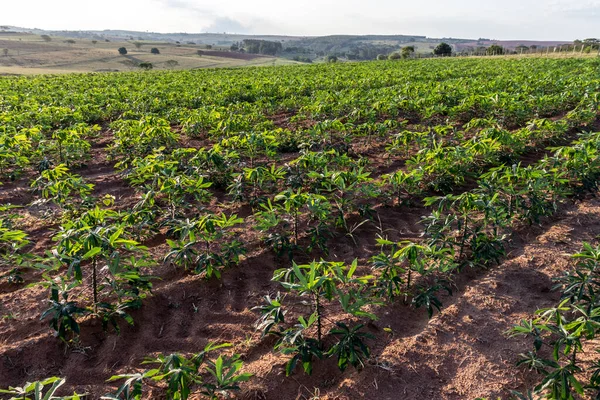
left=1, top=57, right=600, bottom=399
left=0, top=32, right=295, bottom=75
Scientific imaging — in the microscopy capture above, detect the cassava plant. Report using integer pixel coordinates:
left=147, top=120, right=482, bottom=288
left=102, top=342, right=251, bottom=400
left=0, top=376, right=83, bottom=400
left=372, top=238, right=456, bottom=315
left=111, top=117, right=179, bottom=161
left=254, top=260, right=378, bottom=375
left=36, top=124, right=96, bottom=167
left=31, top=164, right=94, bottom=210
left=309, top=166, right=377, bottom=237
left=219, top=131, right=278, bottom=168
left=0, top=210, right=34, bottom=284
left=255, top=191, right=332, bottom=260
left=45, top=206, right=154, bottom=339
left=510, top=243, right=600, bottom=399
left=228, top=164, right=285, bottom=206
left=119, top=151, right=213, bottom=221
left=164, top=213, right=245, bottom=279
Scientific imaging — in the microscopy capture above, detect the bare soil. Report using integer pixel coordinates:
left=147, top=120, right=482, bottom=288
left=201, top=51, right=266, bottom=61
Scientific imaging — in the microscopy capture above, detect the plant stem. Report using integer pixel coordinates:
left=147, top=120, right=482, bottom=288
left=92, top=257, right=98, bottom=313
left=294, top=209, right=299, bottom=244
left=315, top=293, right=322, bottom=345
left=405, top=268, right=412, bottom=304
left=459, top=214, right=468, bottom=259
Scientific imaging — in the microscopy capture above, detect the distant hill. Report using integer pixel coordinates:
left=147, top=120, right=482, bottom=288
left=0, top=29, right=298, bottom=75
left=4, top=25, right=577, bottom=60
left=0, top=25, right=581, bottom=75
left=456, top=39, right=572, bottom=52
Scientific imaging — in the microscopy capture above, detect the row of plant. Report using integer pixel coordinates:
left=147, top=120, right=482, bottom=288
left=0, top=342, right=251, bottom=400
left=2, top=59, right=598, bottom=134
left=9, top=113, right=595, bottom=344
left=2, top=56, right=600, bottom=398
left=2, top=58, right=599, bottom=181
left=510, top=243, right=600, bottom=399
left=249, top=130, right=600, bottom=378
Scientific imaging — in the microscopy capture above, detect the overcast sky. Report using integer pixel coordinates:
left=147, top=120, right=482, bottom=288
left=3, top=0, right=599, bottom=40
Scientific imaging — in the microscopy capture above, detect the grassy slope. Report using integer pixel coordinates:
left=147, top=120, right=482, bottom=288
left=0, top=33, right=299, bottom=75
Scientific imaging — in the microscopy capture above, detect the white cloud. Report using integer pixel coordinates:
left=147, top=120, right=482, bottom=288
left=205, top=17, right=249, bottom=33
left=1, top=0, right=597, bottom=39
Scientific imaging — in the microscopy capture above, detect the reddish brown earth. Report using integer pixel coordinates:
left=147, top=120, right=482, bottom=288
left=1, top=125, right=599, bottom=399
left=201, top=50, right=266, bottom=61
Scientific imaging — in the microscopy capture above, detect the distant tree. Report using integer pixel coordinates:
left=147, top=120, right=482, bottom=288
left=486, top=44, right=504, bottom=55
left=41, top=34, right=52, bottom=42
left=105, top=39, right=110, bottom=42
left=388, top=52, right=402, bottom=60
left=2, top=48, right=8, bottom=57
left=433, top=42, right=452, bottom=56
left=139, top=62, right=153, bottom=70
left=197, top=50, right=204, bottom=56
left=165, top=59, right=179, bottom=68
left=515, top=45, right=529, bottom=54
left=582, top=38, right=600, bottom=50
left=376, top=54, right=387, bottom=60
left=475, top=46, right=487, bottom=55
left=230, top=43, right=239, bottom=51
left=243, top=39, right=282, bottom=56
left=150, top=47, right=160, bottom=54
left=64, top=39, right=76, bottom=45
left=326, top=55, right=338, bottom=63
left=187, top=41, right=196, bottom=45
left=118, top=47, right=128, bottom=55
left=133, top=42, right=143, bottom=50
left=402, top=46, right=415, bottom=59
left=205, top=44, right=213, bottom=49
left=91, top=40, right=98, bottom=45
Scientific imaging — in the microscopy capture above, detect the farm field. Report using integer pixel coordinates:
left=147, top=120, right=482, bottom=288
left=1, top=57, right=600, bottom=399
left=0, top=33, right=295, bottom=75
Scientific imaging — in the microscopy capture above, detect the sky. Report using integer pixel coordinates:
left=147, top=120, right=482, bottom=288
left=2, top=0, right=599, bottom=40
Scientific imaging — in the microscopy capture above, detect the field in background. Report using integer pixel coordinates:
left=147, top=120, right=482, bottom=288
left=2, top=29, right=591, bottom=75
left=0, top=32, right=298, bottom=75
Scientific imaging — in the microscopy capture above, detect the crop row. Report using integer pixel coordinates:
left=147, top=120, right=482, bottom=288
left=1, top=56, right=600, bottom=399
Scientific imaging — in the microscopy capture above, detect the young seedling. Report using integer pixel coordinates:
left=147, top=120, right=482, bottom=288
left=255, top=260, right=378, bottom=375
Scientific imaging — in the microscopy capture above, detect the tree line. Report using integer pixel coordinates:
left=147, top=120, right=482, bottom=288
left=242, top=39, right=283, bottom=56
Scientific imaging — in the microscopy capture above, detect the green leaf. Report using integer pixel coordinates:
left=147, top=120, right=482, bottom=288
left=82, top=247, right=101, bottom=260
